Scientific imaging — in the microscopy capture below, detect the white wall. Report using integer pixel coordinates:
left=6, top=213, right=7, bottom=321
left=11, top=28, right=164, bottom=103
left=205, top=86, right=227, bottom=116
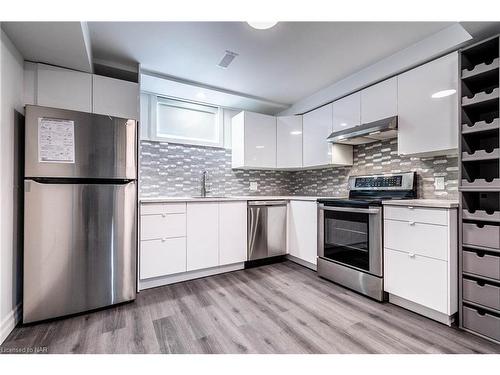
left=0, top=28, right=24, bottom=344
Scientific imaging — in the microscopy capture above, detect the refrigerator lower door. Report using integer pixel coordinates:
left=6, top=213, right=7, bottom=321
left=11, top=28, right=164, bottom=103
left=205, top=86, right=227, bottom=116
left=23, top=180, right=137, bottom=323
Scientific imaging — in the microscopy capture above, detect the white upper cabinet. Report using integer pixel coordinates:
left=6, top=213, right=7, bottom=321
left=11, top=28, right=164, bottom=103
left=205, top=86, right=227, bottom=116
left=397, top=52, right=459, bottom=157
left=303, top=104, right=333, bottom=167
left=303, top=104, right=353, bottom=167
left=36, top=63, right=92, bottom=113
left=277, top=115, right=303, bottom=169
left=93, top=75, right=139, bottom=120
left=361, top=77, right=398, bottom=123
left=231, top=111, right=277, bottom=169
left=332, top=92, right=361, bottom=132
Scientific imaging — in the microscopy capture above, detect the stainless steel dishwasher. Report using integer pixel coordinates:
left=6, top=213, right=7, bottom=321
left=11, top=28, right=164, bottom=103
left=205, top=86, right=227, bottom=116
left=247, top=201, right=287, bottom=260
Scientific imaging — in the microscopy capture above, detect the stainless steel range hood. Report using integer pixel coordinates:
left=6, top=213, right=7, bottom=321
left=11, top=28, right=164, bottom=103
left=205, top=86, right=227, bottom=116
left=327, top=116, right=398, bottom=145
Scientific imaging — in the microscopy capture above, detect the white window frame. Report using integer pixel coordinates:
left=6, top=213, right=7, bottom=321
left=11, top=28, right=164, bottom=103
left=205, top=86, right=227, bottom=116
left=150, top=95, right=224, bottom=148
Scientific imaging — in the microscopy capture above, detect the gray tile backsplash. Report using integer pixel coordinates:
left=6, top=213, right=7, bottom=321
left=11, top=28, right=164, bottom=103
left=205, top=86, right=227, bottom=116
left=140, top=139, right=458, bottom=199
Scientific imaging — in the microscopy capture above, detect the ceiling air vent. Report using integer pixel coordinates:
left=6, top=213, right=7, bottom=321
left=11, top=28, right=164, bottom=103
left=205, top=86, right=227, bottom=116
left=217, top=50, right=239, bottom=68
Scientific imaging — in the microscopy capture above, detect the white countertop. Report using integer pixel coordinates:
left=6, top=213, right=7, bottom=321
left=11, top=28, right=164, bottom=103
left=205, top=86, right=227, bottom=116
left=140, top=195, right=342, bottom=203
left=382, top=199, right=459, bottom=208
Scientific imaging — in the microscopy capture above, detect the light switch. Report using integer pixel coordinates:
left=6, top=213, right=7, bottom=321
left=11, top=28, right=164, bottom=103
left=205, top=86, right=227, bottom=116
left=434, top=177, right=445, bottom=190
left=249, top=181, right=258, bottom=192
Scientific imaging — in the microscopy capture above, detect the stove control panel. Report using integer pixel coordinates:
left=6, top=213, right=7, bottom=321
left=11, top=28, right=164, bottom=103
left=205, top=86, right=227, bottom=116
left=355, top=175, right=402, bottom=188
left=348, top=172, right=416, bottom=191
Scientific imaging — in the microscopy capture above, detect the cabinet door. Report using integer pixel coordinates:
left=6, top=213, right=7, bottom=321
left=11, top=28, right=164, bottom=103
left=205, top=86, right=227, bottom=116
left=37, top=64, right=92, bottom=112
left=140, top=238, right=186, bottom=279
left=186, top=202, right=219, bottom=271
left=384, top=248, right=448, bottom=313
left=219, top=202, right=247, bottom=265
left=277, top=115, right=303, bottom=169
left=303, top=104, right=333, bottom=167
left=361, top=77, right=397, bottom=123
left=287, top=201, right=318, bottom=265
left=93, top=75, right=139, bottom=120
left=332, top=92, right=361, bottom=131
left=397, top=52, right=458, bottom=156
left=244, top=112, right=277, bottom=168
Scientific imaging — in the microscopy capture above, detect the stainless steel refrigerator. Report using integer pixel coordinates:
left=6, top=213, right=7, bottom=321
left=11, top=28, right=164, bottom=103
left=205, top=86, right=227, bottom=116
left=23, top=105, right=137, bottom=323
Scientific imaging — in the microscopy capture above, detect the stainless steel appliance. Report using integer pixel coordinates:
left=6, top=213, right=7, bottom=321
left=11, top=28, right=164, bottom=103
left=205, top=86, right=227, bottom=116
left=327, top=116, right=398, bottom=145
left=23, top=105, right=137, bottom=323
left=247, top=201, right=287, bottom=260
left=317, top=172, right=416, bottom=301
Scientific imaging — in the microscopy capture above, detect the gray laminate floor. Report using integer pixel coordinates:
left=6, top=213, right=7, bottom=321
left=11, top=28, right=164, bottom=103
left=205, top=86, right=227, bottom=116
left=2, top=261, right=499, bottom=354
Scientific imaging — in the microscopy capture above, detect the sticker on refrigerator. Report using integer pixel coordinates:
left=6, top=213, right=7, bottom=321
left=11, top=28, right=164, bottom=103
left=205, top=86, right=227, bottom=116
left=38, top=118, right=75, bottom=163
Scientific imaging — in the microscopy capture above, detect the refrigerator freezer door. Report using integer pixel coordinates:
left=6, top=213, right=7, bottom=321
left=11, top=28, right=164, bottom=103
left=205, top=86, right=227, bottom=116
left=25, top=105, right=136, bottom=179
left=23, top=180, right=137, bottom=323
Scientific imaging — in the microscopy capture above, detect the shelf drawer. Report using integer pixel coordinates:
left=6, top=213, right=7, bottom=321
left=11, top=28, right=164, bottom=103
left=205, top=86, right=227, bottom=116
left=140, top=237, right=186, bottom=279
left=384, top=206, right=448, bottom=225
left=463, top=279, right=500, bottom=310
left=463, top=223, right=500, bottom=249
left=141, top=202, right=186, bottom=215
left=463, top=306, right=500, bottom=342
left=384, top=248, right=448, bottom=313
left=384, top=219, right=448, bottom=260
left=141, top=213, right=186, bottom=240
left=463, top=250, right=500, bottom=280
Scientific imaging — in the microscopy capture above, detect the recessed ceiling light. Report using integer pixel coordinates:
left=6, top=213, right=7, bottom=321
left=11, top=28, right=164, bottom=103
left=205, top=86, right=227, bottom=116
left=431, top=89, right=456, bottom=98
left=340, top=123, right=348, bottom=127
left=290, top=131, right=302, bottom=135
left=247, top=22, right=278, bottom=30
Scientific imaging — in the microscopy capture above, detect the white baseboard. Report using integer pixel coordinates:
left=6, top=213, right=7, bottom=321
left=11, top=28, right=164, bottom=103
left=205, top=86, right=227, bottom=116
left=389, top=294, right=454, bottom=326
left=286, top=254, right=317, bottom=271
left=139, top=262, right=245, bottom=290
left=1, top=303, right=21, bottom=344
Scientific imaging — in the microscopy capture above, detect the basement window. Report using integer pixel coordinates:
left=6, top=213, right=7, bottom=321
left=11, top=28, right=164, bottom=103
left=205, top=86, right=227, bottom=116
left=153, top=96, right=223, bottom=147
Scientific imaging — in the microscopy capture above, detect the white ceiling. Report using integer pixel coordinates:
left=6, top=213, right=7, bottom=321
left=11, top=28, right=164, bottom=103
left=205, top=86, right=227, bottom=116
left=87, top=22, right=457, bottom=105
left=1, top=22, right=93, bottom=72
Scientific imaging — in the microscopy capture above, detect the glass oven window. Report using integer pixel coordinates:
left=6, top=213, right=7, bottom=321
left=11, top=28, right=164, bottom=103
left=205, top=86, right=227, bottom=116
left=323, top=210, right=369, bottom=271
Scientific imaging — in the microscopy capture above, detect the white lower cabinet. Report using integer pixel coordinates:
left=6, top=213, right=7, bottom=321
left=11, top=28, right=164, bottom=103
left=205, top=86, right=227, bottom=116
left=140, top=238, right=187, bottom=279
left=383, top=203, right=458, bottom=325
left=287, top=200, right=317, bottom=267
left=140, top=201, right=248, bottom=288
left=219, top=202, right=248, bottom=265
left=187, top=202, right=220, bottom=271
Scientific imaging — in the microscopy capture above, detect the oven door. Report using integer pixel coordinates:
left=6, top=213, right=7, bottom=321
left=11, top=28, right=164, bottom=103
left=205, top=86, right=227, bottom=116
left=318, top=205, right=383, bottom=277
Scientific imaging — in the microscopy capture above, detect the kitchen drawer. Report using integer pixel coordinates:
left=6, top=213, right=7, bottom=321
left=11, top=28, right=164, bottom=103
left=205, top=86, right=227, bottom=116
left=463, top=306, right=500, bottom=342
left=463, top=223, right=500, bottom=249
left=463, top=278, right=500, bottom=310
left=141, top=202, right=186, bottom=215
left=141, top=213, right=186, bottom=240
left=140, top=237, right=186, bottom=279
left=463, top=250, right=500, bottom=280
left=384, top=248, right=448, bottom=313
left=384, top=205, right=448, bottom=225
left=384, top=219, right=448, bottom=260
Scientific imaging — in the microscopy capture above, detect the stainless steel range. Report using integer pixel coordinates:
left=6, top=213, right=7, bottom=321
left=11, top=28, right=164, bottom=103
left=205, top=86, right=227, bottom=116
left=317, top=172, right=417, bottom=301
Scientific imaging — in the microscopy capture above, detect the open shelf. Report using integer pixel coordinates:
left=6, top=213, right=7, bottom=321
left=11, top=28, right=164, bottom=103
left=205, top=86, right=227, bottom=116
left=462, top=57, right=500, bottom=80
left=462, top=87, right=499, bottom=107
left=462, top=158, right=500, bottom=188
left=462, top=118, right=500, bottom=134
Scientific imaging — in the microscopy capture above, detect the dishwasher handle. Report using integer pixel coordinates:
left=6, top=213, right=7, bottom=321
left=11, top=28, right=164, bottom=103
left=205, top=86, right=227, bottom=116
left=247, top=200, right=287, bottom=206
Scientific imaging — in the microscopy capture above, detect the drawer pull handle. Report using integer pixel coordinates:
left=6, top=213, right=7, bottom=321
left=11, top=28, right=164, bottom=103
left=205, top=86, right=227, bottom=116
left=161, top=238, right=167, bottom=242
left=409, top=252, right=415, bottom=258
left=408, top=221, right=415, bottom=225
left=161, top=214, right=166, bottom=218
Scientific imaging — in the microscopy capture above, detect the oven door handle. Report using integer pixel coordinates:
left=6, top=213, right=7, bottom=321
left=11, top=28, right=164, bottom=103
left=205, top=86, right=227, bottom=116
left=318, top=204, right=381, bottom=215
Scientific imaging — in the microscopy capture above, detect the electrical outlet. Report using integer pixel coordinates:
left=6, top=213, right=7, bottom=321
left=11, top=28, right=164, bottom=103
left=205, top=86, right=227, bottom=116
left=249, top=181, right=258, bottom=192
left=434, top=177, right=445, bottom=190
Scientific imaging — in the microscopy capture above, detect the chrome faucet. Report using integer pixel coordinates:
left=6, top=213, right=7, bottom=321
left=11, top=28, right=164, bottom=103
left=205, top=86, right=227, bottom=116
left=200, top=170, right=209, bottom=197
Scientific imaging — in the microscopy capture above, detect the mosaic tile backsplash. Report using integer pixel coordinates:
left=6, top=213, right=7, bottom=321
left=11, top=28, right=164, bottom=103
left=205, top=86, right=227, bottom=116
left=140, top=139, right=459, bottom=199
